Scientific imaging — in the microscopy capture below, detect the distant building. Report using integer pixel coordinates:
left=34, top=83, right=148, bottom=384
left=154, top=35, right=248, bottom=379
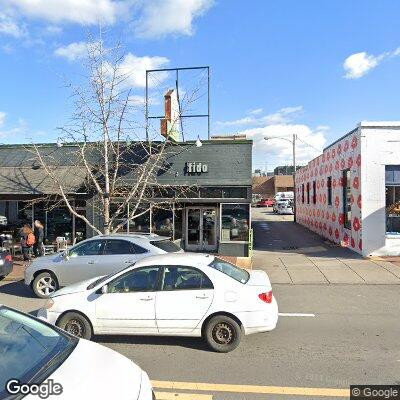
left=252, top=175, right=294, bottom=198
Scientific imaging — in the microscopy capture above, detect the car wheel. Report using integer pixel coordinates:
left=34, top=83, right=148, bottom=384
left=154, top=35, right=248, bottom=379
left=204, top=315, right=242, bottom=353
left=57, top=312, right=93, bottom=340
left=32, top=272, right=59, bottom=298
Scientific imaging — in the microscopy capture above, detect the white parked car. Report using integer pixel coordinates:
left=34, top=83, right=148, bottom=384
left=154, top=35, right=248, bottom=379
left=37, top=253, right=278, bottom=353
left=0, top=305, right=154, bottom=400
left=25, top=234, right=182, bottom=299
left=277, top=200, right=294, bottom=215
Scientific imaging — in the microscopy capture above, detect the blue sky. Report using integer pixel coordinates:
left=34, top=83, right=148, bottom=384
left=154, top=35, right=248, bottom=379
left=1, top=0, right=400, bottom=170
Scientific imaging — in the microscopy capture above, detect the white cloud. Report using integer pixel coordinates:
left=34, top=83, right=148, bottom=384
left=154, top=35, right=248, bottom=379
left=244, top=123, right=328, bottom=166
left=249, top=108, right=263, bottom=115
left=343, top=47, right=400, bottom=79
left=0, top=111, right=6, bottom=127
left=217, top=106, right=303, bottom=127
left=54, top=41, right=88, bottom=61
left=117, top=53, right=170, bottom=89
left=134, top=0, right=214, bottom=38
left=3, top=0, right=126, bottom=26
left=0, top=12, right=26, bottom=37
left=343, top=52, right=383, bottom=79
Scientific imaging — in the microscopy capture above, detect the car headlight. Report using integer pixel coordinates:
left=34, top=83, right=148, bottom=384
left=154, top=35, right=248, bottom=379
left=45, top=299, right=54, bottom=309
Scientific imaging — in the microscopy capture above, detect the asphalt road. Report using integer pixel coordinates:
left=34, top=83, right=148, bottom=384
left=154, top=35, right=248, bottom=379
left=1, top=209, right=399, bottom=399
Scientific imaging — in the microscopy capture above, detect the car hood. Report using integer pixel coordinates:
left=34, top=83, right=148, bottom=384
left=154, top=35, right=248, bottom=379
left=30, top=339, right=145, bottom=400
left=32, top=252, right=65, bottom=266
left=51, top=276, right=104, bottom=297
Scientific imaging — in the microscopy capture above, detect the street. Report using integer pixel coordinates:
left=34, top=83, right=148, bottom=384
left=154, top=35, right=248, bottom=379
left=1, top=209, right=399, bottom=399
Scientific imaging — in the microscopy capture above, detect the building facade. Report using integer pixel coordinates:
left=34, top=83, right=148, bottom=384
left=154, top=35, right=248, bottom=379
left=295, top=122, right=400, bottom=257
left=0, top=138, right=252, bottom=256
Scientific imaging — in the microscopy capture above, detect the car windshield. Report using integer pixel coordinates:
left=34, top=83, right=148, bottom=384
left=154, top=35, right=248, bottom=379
left=0, top=307, right=77, bottom=398
left=150, top=240, right=181, bottom=253
left=208, top=257, right=250, bottom=284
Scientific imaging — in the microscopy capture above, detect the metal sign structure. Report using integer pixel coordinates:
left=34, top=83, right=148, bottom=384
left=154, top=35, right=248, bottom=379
left=145, top=66, right=210, bottom=141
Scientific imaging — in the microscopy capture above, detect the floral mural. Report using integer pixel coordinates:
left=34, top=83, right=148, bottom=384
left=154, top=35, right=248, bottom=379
left=295, top=131, right=362, bottom=254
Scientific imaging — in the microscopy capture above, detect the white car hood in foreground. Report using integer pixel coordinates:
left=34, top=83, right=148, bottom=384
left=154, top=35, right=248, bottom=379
left=27, top=339, right=146, bottom=400
left=51, top=277, right=104, bottom=297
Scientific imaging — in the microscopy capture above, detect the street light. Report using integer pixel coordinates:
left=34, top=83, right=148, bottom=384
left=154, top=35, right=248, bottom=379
left=264, top=134, right=297, bottom=222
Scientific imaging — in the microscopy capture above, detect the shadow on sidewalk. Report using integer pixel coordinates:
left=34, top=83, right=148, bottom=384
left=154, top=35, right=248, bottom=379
left=0, top=279, right=36, bottom=298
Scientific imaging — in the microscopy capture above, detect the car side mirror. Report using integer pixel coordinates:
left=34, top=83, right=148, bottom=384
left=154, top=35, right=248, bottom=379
left=101, top=285, right=108, bottom=294
left=63, top=251, right=69, bottom=261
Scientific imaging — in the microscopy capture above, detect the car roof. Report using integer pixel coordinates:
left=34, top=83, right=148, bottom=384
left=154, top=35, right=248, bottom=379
left=91, top=233, right=170, bottom=242
left=135, top=253, right=215, bottom=267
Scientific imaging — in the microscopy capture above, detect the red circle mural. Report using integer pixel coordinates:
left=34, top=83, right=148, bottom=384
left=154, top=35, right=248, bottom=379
left=357, top=194, right=362, bottom=209
left=353, top=217, right=361, bottom=231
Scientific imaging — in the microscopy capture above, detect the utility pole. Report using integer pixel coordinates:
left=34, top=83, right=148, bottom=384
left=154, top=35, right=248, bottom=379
left=292, top=133, right=297, bottom=223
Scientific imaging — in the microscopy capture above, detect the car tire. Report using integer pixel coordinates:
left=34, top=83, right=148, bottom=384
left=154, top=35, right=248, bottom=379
left=204, top=315, right=242, bottom=353
left=57, top=312, right=93, bottom=340
left=32, top=271, right=59, bottom=298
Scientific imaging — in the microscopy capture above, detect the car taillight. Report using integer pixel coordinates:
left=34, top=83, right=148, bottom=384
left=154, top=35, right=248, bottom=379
left=5, top=254, right=12, bottom=262
left=258, top=291, right=273, bottom=303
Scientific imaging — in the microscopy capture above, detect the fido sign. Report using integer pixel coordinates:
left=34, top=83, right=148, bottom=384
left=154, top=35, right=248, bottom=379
left=186, top=162, right=208, bottom=174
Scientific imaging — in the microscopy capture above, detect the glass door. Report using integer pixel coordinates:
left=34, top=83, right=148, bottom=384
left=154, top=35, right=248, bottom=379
left=186, top=207, right=217, bottom=252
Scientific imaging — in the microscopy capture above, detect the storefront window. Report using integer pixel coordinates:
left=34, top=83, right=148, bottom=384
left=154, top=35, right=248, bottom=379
left=222, top=187, right=248, bottom=199
left=173, top=205, right=183, bottom=240
left=110, top=203, right=128, bottom=233
left=129, top=204, right=150, bottom=233
left=46, top=206, right=73, bottom=244
left=343, top=169, right=351, bottom=229
left=152, top=206, right=173, bottom=238
left=385, top=165, right=400, bottom=235
left=221, top=204, right=249, bottom=242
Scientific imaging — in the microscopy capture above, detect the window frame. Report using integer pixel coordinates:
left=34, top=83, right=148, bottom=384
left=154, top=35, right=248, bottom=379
left=306, top=182, right=310, bottom=204
left=68, top=239, right=105, bottom=257
left=103, top=239, right=148, bottom=255
left=312, top=181, right=316, bottom=204
left=105, top=266, right=162, bottom=294
left=302, top=183, right=305, bottom=203
left=160, top=265, right=214, bottom=291
left=327, top=176, right=332, bottom=206
left=343, top=169, right=352, bottom=229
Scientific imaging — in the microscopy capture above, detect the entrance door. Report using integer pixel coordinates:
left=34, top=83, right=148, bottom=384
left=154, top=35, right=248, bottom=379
left=186, top=207, right=217, bottom=252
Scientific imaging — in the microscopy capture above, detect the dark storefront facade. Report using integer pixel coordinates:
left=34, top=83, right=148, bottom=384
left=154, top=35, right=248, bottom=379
left=0, top=139, right=252, bottom=256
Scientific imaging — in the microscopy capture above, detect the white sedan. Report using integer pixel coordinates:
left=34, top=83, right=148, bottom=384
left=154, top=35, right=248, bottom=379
left=0, top=305, right=153, bottom=400
left=38, top=254, right=278, bottom=352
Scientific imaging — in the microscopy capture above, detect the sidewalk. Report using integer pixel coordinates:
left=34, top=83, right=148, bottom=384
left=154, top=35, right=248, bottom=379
left=253, top=250, right=400, bottom=284
left=251, top=208, right=400, bottom=285
left=4, top=259, right=26, bottom=282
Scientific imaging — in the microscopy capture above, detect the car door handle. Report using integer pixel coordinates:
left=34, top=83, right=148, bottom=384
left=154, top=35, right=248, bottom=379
left=140, top=297, right=153, bottom=301
left=87, top=260, right=95, bottom=265
left=124, top=260, right=135, bottom=264
left=196, top=295, right=209, bottom=299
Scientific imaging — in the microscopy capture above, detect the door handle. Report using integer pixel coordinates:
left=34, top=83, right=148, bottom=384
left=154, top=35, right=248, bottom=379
left=140, top=297, right=153, bottom=301
left=87, top=260, right=95, bottom=265
left=124, top=260, right=135, bottom=264
left=196, top=295, right=209, bottom=299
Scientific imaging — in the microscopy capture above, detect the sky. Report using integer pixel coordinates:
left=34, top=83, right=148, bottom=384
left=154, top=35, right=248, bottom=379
left=1, top=0, right=400, bottom=170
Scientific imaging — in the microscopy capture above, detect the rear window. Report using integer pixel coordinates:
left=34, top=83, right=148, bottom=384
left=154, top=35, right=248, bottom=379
left=150, top=240, right=181, bottom=253
left=209, top=257, right=250, bottom=284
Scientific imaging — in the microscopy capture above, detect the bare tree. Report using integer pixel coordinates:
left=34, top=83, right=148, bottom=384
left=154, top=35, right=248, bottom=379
left=30, top=36, right=199, bottom=236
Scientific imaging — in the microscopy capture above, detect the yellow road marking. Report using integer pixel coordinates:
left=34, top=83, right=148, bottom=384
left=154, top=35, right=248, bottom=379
left=155, top=392, right=213, bottom=400
left=151, top=381, right=350, bottom=397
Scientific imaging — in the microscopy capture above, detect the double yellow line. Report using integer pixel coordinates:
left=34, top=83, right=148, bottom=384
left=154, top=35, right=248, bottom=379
left=152, top=380, right=350, bottom=398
